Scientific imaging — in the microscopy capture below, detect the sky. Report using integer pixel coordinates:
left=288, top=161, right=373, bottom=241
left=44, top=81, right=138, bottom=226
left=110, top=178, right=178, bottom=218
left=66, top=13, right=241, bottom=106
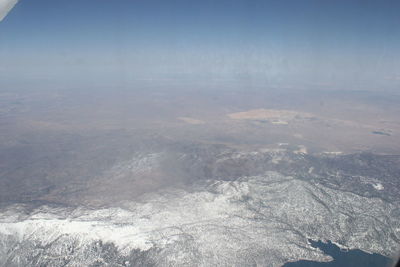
left=0, top=0, right=400, bottom=91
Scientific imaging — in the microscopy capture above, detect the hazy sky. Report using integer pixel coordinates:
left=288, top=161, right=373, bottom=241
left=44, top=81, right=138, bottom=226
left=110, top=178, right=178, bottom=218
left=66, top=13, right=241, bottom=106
left=1, top=0, right=400, bottom=91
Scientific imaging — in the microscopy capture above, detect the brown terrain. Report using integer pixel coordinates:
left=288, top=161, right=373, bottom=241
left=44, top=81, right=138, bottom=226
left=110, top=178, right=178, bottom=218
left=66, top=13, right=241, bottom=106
left=1, top=85, right=400, bottom=206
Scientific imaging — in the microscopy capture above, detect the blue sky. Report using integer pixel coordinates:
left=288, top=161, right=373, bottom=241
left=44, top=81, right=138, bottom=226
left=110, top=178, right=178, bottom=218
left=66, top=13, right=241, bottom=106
left=1, top=0, right=400, bottom=91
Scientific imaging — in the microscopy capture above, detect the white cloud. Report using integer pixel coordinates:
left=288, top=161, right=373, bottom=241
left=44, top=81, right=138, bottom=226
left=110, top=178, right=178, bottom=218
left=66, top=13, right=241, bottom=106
left=0, top=0, right=18, bottom=21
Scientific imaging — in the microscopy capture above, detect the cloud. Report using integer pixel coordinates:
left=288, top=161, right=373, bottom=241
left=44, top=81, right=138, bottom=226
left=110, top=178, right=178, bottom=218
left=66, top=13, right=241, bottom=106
left=0, top=0, right=18, bottom=21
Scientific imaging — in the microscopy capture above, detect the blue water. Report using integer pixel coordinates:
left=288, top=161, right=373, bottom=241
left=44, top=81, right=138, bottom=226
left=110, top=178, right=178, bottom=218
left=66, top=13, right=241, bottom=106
left=282, top=239, right=394, bottom=267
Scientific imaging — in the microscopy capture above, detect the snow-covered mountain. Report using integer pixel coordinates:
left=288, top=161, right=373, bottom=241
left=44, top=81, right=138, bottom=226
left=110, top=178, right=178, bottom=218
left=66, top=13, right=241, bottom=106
left=0, top=148, right=399, bottom=266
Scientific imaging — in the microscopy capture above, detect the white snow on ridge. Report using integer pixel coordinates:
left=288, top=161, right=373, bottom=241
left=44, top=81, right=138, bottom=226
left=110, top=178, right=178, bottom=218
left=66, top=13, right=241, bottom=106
left=294, top=145, right=308, bottom=154
left=373, top=183, right=384, bottom=191
left=0, top=172, right=399, bottom=266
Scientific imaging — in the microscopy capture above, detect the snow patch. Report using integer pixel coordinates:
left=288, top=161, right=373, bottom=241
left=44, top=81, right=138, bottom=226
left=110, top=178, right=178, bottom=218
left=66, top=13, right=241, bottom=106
left=373, top=183, right=384, bottom=191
